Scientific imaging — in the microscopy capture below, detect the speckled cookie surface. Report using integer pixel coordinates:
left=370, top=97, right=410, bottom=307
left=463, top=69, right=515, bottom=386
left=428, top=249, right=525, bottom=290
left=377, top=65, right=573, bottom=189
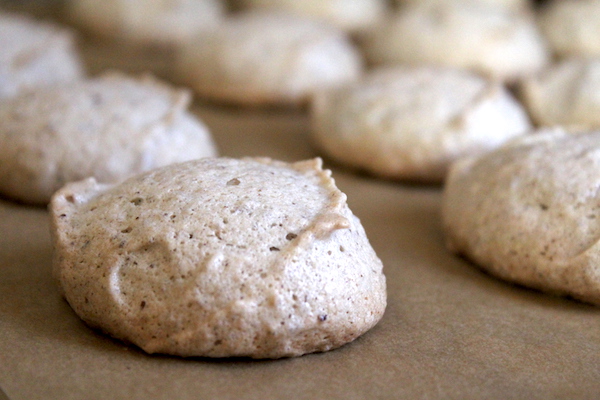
left=0, top=12, right=83, bottom=99
left=311, top=67, right=531, bottom=182
left=234, top=0, right=388, bottom=33
left=362, top=3, right=549, bottom=81
left=443, top=129, right=600, bottom=305
left=176, top=11, right=362, bottom=106
left=69, top=0, right=224, bottom=45
left=520, top=59, right=600, bottom=130
left=50, top=157, right=387, bottom=358
left=538, top=0, right=600, bottom=59
left=0, top=72, right=217, bottom=205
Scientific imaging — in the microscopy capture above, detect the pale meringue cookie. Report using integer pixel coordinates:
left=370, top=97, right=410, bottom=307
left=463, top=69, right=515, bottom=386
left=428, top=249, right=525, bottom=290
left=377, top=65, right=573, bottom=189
left=69, top=0, right=225, bottom=46
left=311, top=66, right=531, bottom=182
left=520, top=58, right=600, bottom=130
left=443, top=128, right=600, bottom=306
left=177, top=11, right=363, bottom=106
left=362, top=3, right=549, bottom=81
left=50, top=157, right=387, bottom=358
left=0, top=72, right=217, bottom=205
left=394, top=0, right=530, bottom=12
left=233, top=0, right=388, bottom=33
left=538, top=0, right=600, bottom=59
left=0, top=12, right=83, bottom=99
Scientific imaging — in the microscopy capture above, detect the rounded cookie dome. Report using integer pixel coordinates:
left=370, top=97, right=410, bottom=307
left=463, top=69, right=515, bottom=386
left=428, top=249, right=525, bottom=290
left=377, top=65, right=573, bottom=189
left=233, top=0, right=388, bottom=33
left=362, top=3, right=549, bottom=81
left=443, top=129, right=600, bottom=305
left=394, top=0, right=530, bottom=12
left=0, top=72, right=217, bottom=204
left=311, top=66, right=531, bottom=182
left=538, top=0, right=600, bottom=59
left=177, top=11, right=363, bottom=106
left=69, top=0, right=224, bottom=45
left=0, top=12, right=83, bottom=99
left=50, top=157, right=387, bottom=358
left=520, top=59, right=600, bottom=130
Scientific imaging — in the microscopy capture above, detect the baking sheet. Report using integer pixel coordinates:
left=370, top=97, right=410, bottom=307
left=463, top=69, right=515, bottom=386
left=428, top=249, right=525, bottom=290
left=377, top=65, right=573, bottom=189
left=2, top=4, right=600, bottom=399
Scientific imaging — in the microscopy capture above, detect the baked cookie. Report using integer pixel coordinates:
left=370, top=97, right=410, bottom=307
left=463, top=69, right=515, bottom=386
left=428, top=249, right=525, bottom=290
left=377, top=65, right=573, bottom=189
left=176, top=11, right=362, bottom=106
left=50, top=157, right=387, bottom=358
left=394, top=0, right=530, bottom=11
left=69, top=0, right=224, bottom=46
left=443, top=129, right=600, bottom=305
left=233, top=0, right=388, bottom=33
left=538, top=0, right=600, bottom=59
left=0, top=12, right=83, bottom=99
left=0, top=72, right=217, bottom=205
left=361, top=3, right=549, bottom=81
left=310, top=67, right=531, bottom=182
left=520, top=59, right=600, bottom=130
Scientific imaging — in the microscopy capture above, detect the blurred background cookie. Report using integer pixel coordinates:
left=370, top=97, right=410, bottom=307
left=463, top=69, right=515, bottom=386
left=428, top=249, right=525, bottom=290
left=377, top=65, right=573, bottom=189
left=176, top=11, right=362, bottom=107
left=311, top=66, right=531, bottom=182
left=443, top=128, right=600, bottom=306
left=538, top=0, right=600, bottom=59
left=232, top=0, right=388, bottom=34
left=0, top=72, right=217, bottom=205
left=394, top=0, right=531, bottom=12
left=520, top=59, right=600, bottom=130
left=0, top=11, right=83, bottom=99
left=68, top=0, right=225, bottom=47
left=361, top=2, right=550, bottom=82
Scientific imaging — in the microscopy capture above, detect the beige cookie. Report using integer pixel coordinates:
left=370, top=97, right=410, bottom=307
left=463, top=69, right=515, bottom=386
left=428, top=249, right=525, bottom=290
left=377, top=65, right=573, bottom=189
left=233, top=0, right=388, bottom=33
left=69, top=0, right=224, bottom=46
left=0, top=12, right=83, bottom=99
left=443, top=128, right=600, bottom=305
left=0, top=72, right=217, bottom=205
left=50, top=157, right=387, bottom=358
left=394, top=0, right=530, bottom=11
left=310, top=67, right=531, bottom=182
left=361, top=3, right=549, bottom=81
left=520, top=59, right=600, bottom=130
left=538, top=0, right=600, bottom=59
left=176, top=11, right=362, bottom=106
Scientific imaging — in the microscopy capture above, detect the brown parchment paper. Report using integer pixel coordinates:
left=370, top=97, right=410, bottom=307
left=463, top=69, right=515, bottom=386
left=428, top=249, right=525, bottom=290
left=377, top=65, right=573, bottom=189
left=1, top=3, right=600, bottom=399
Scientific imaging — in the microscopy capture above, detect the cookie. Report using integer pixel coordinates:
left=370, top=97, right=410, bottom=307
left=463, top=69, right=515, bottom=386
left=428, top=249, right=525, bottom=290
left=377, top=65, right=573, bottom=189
left=0, top=12, right=83, bottom=99
left=394, top=0, right=530, bottom=11
left=50, top=157, right=387, bottom=358
left=538, top=0, right=600, bottom=59
left=520, top=59, right=600, bottom=130
left=443, top=129, right=600, bottom=305
left=361, top=3, right=549, bottom=81
left=233, top=0, right=388, bottom=33
left=176, top=11, right=363, bottom=106
left=0, top=72, right=217, bottom=205
left=310, top=67, right=531, bottom=182
left=69, top=0, right=225, bottom=46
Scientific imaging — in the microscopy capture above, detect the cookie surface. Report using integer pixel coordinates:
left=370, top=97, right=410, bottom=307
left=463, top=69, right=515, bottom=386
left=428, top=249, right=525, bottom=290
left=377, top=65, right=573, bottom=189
left=443, top=129, right=600, bottom=305
left=50, top=157, right=387, bottom=358
left=69, top=0, right=224, bottom=45
left=233, top=0, right=388, bottom=33
left=311, top=67, right=531, bottom=182
left=0, top=12, right=83, bottom=99
left=520, top=59, right=600, bottom=130
left=538, top=0, right=600, bottom=59
left=361, top=3, right=549, bottom=81
left=176, top=11, right=362, bottom=106
left=394, top=0, right=529, bottom=11
left=0, top=72, right=217, bottom=205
